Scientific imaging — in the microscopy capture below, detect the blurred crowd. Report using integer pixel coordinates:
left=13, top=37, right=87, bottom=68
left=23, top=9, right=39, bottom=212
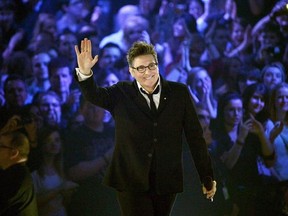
left=0, top=0, right=288, bottom=215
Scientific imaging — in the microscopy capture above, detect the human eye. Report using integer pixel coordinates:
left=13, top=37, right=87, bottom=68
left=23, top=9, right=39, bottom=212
left=148, top=63, right=157, bottom=70
left=136, top=65, right=146, bottom=72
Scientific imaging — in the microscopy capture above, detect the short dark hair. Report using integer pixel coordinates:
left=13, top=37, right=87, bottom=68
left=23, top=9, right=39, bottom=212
left=99, top=42, right=123, bottom=58
left=3, top=74, right=26, bottom=93
left=48, top=57, right=71, bottom=76
left=126, top=41, right=158, bottom=66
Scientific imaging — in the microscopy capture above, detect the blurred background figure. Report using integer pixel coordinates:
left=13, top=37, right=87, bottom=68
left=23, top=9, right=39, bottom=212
left=0, top=115, right=38, bottom=216
left=64, top=99, right=118, bottom=216
left=31, top=126, right=78, bottom=216
left=26, top=52, right=51, bottom=98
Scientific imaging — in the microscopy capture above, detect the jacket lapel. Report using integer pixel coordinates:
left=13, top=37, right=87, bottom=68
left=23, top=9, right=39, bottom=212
left=157, top=77, right=171, bottom=115
left=131, top=81, right=152, bottom=116
left=126, top=78, right=172, bottom=118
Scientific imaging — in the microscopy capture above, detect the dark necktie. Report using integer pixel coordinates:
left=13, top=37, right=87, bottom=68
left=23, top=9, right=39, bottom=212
left=140, top=86, right=159, bottom=115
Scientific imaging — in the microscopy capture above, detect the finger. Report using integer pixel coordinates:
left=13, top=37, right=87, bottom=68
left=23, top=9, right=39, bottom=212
left=81, top=39, right=85, bottom=52
left=249, top=113, right=255, bottom=120
left=92, top=55, right=99, bottom=65
left=75, top=45, right=80, bottom=55
left=88, top=39, right=92, bottom=53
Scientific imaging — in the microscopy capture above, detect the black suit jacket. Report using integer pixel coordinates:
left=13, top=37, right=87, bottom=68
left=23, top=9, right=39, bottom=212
left=78, top=76, right=214, bottom=194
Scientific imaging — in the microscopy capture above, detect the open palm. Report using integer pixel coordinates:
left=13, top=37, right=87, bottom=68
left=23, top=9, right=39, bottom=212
left=74, top=38, right=98, bottom=75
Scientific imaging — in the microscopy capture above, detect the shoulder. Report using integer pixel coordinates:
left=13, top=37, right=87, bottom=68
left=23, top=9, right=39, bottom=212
left=162, top=78, right=188, bottom=92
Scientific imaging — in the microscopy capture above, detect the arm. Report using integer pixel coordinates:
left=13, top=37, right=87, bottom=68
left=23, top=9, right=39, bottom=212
left=2, top=30, right=25, bottom=61
left=249, top=115, right=275, bottom=167
left=183, top=87, right=216, bottom=200
left=67, top=148, right=113, bottom=182
left=225, top=25, right=252, bottom=58
left=251, top=15, right=271, bottom=37
left=221, top=120, right=250, bottom=169
left=200, top=82, right=217, bottom=119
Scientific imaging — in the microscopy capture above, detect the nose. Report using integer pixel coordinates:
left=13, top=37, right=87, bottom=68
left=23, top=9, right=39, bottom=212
left=233, top=110, right=241, bottom=116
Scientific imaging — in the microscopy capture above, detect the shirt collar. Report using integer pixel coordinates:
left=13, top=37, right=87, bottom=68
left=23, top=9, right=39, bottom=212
left=136, top=78, right=161, bottom=94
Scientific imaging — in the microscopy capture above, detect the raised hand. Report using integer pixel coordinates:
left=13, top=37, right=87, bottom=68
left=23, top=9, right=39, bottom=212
left=269, top=121, right=284, bottom=143
left=74, top=38, right=98, bottom=75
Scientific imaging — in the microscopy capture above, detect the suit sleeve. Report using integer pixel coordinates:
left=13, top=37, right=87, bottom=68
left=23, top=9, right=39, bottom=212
left=182, top=86, right=214, bottom=183
left=76, top=74, right=116, bottom=111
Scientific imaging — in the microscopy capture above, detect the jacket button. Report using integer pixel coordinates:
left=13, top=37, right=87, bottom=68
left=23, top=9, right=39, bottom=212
left=153, top=122, right=157, bottom=126
left=153, top=138, right=157, bottom=142
left=148, top=153, right=153, bottom=158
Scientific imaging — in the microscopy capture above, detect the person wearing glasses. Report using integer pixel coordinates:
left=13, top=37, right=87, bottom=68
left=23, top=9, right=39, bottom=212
left=74, top=38, right=216, bottom=216
left=0, top=115, right=38, bottom=215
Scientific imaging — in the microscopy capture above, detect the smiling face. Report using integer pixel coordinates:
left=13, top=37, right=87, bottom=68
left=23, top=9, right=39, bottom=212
left=248, top=92, right=265, bottom=115
left=129, top=54, right=159, bottom=93
left=275, top=86, right=288, bottom=112
left=231, top=22, right=244, bottom=46
left=194, top=69, right=211, bottom=94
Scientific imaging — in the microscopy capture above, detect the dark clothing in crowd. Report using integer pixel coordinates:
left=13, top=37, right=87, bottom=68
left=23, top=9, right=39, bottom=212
left=0, top=163, right=38, bottom=216
left=64, top=124, right=119, bottom=216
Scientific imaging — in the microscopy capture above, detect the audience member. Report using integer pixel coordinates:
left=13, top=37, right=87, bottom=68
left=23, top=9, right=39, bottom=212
left=77, top=24, right=101, bottom=55
left=12, top=0, right=60, bottom=41
left=164, top=13, right=197, bottom=69
left=0, top=75, right=32, bottom=128
left=268, top=82, right=288, bottom=181
left=188, top=0, right=205, bottom=31
left=203, top=22, right=230, bottom=62
left=92, top=42, right=124, bottom=81
left=3, top=50, right=33, bottom=79
left=212, top=56, right=242, bottom=97
left=225, top=18, right=253, bottom=65
left=266, top=82, right=288, bottom=214
left=26, top=52, right=51, bottom=97
left=31, top=13, right=57, bottom=43
left=166, top=33, right=206, bottom=82
left=56, top=0, right=89, bottom=34
left=261, top=61, right=286, bottom=90
left=64, top=99, right=118, bottom=216
left=254, top=21, right=285, bottom=67
left=0, top=0, right=27, bottom=65
left=242, top=83, right=276, bottom=183
left=48, top=57, right=81, bottom=118
left=100, top=15, right=150, bottom=53
left=89, top=0, right=114, bottom=39
left=31, top=126, right=78, bottom=216
left=0, top=115, right=38, bottom=216
left=27, top=32, right=58, bottom=58
left=57, top=31, right=78, bottom=70
left=99, top=4, right=140, bottom=48
left=211, top=92, right=274, bottom=215
left=187, top=67, right=217, bottom=118
left=34, top=91, right=65, bottom=128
